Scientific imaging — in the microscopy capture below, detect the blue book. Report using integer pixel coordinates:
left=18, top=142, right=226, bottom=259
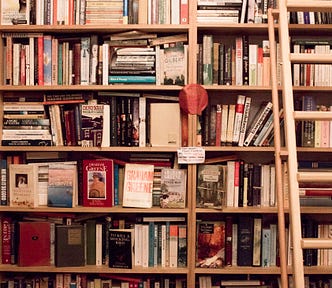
left=108, top=75, right=156, bottom=84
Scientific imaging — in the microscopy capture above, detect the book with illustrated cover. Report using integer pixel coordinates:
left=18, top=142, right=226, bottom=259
left=196, top=164, right=226, bottom=209
left=9, top=164, right=38, bottom=208
left=122, top=163, right=154, bottom=208
left=109, top=228, right=134, bottom=269
left=1, top=0, right=30, bottom=25
left=160, top=168, right=187, bottom=208
left=82, top=159, right=114, bottom=207
left=196, top=221, right=226, bottom=268
left=47, top=162, right=77, bottom=208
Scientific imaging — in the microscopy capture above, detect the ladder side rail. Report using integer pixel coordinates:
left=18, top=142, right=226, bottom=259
left=267, top=8, right=288, bottom=288
left=277, top=0, right=305, bottom=287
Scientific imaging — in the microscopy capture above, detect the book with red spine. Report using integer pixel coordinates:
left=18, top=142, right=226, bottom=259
left=38, top=35, right=44, bottom=85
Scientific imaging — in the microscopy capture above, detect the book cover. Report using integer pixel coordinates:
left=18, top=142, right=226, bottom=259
left=196, top=164, right=226, bottom=209
left=82, top=159, right=114, bottom=207
left=9, top=164, right=38, bottom=208
left=1, top=0, right=30, bottom=24
left=47, top=162, right=77, bottom=208
left=196, top=221, right=225, bottom=268
left=162, top=44, right=187, bottom=86
left=149, top=103, right=181, bottom=147
left=55, top=225, right=85, bottom=267
left=18, top=221, right=51, bottom=266
left=81, top=103, right=104, bottom=147
left=160, top=168, right=187, bottom=208
left=1, top=216, right=12, bottom=264
left=109, top=228, right=134, bottom=269
left=122, top=163, right=154, bottom=208
left=237, top=215, right=254, bottom=266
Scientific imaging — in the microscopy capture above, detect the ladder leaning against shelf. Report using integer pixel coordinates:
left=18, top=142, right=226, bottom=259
left=269, top=0, right=332, bottom=287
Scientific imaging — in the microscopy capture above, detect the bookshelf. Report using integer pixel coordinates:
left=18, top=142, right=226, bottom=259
left=0, top=0, right=332, bottom=287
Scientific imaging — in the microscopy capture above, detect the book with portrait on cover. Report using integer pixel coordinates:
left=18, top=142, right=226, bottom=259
left=9, top=164, right=38, bottom=208
left=82, top=159, right=114, bottom=207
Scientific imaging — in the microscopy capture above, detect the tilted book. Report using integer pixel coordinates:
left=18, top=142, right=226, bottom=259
left=9, top=164, right=38, bottom=208
left=122, top=163, right=154, bottom=208
left=82, top=159, right=114, bottom=207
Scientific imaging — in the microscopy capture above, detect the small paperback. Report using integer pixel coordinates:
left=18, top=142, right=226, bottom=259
left=122, top=163, right=154, bottom=208
left=1, top=0, right=30, bottom=25
left=160, top=168, right=187, bottom=208
left=9, top=164, right=38, bottom=208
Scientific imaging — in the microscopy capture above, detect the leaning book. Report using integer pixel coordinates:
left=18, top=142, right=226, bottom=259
left=122, top=163, right=154, bottom=208
left=9, top=164, right=38, bottom=208
left=160, top=168, right=187, bottom=208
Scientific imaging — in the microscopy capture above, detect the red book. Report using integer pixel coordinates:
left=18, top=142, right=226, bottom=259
left=18, top=221, right=51, bottom=266
left=180, top=0, right=188, bottom=24
left=38, top=36, right=44, bottom=85
left=1, top=217, right=11, bottom=264
left=82, top=159, right=114, bottom=207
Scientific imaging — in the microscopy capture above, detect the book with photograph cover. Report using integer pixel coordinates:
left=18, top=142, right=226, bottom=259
left=196, top=164, right=227, bottom=209
left=1, top=0, right=30, bottom=25
left=122, top=163, right=154, bottom=208
left=9, top=164, right=38, bottom=208
left=47, top=162, right=77, bottom=208
left=160, top=168, right=187, bottom=208
left=109, top=228, right=135, bottom=269
left=82, top=159, right=114, bottom=207
left=196, top=221, right=226, bottom=268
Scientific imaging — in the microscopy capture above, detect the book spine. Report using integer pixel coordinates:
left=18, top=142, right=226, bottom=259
left=235, top=36, right=243, bottom=86
left=43, top=35, right=52, bottom=85
left=1, top=160, right=8, bottom=206
left=232, top=95, right=246, bottom=145
left=252, top=217, right=262, bottom=266
left=262, top=227, right=271, bottom=267
left=237, top=215, right=253, bottom=266
left=180, top=0, right=188, bottom=24
left=238, top=96, right=251, bottom=147
left=1, top=217, right=11, bottom=264
left=225, top=216, right=233, bottom=266
left=81, top=37, right=90, bottom=85
left=203, top=34, right=213, bottom=85
left=242, top=34, right=249, bottom=85
left=1, top=139, right=53, bottom=146
left=226, top=104, right=235, bottom=146
left=38, top=36, right=44, bottom=85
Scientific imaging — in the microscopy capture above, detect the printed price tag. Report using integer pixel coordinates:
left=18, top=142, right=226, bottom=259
left=177, top=147, right=205, bottom=164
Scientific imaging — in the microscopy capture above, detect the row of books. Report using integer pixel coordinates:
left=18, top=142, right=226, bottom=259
left=292, top=39, right=332, bottom=87
left=3, top=32, right=188, bottom=86
left=196, top=160, right=276, bottom=209
left=199, top=96, right=278, bottom=147
left=1, top=214, right=187, bottom=269
left=1, top=274, right=187, bottom=288
left=198, top=35, right=273, bottom=87
left=196, top=217, right=279, bottom=268
left=1, top=92, right=183, bottom=148
left=298, top=95, right=332, bottom=148
left=1, top=155, right=187, bottom=210
left=1, top=0, right=189, bottom=25
left=289, top=11, right=332, bottom=25
left=198, top=276, right=274, bottom=288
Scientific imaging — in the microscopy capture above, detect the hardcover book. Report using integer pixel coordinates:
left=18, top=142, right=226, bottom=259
left=196, top=221, right=225, bottom=268
left=47, top=162, right=77, bottom=208
left=82, top=159, right=114, bottom=207
left=18, top=221, right=51, bottom=266
left=109, top=228, right=135, bottom=269
left=160, top=168, right=187, bottom=208
left=9, top=164, right=38, bottom=208
left=55, top=225, right=85, bottom=267
left=122, top=163, right=154, bottom=208
left=196, top=164, right=226, bottom=209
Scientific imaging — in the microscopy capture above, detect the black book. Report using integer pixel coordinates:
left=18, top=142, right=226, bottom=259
left=237, top=215, right=254, bottom=266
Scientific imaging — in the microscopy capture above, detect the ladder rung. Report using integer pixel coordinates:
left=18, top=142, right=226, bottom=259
left=294, top=111, right=332, bottom=121
left=290, top=53, right=332, bottom=64
left=287, top=0, right=332, bottom=12
left=298, top=171, right=332, bottom=183
left=302, top=238, right=332, bottom=249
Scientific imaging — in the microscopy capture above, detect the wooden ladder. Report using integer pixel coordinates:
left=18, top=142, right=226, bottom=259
left=268, top=1, right=332, bottom=287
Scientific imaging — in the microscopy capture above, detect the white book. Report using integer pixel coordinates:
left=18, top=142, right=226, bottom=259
left=269, top=164, right=276, bottom=207
left=249, top=44, right=258, bottom=86
left=260, top=164, right=270, bottom=207
left=169, top=225, right=178, bottom=268
left=161, top=224, right=167, bottom=267
left=232, top=95, right=246, bottom=145
left=171, top=0, right=180, bottom=24
left=231, top=223, right=238, bottom=266
left=235, top=37, right=243, bottom=86
left=101, top=104, right=110, bottom=147
left=102, top=42, right=109, bottom=85
left=142, top=224, right=149, bottom=267
left=270, top=223, right=278, bottom=266
left=134, top=224, right=143, bottom=266
left=221, top=104, right=228, bottom=145
left=226, top=104, right=235, bottom=145
left=81, top=37, right=90, bottom=85
left=139, top=97, right=146, bottom=147
left=95, top=223, right=103, bottom=266
left=226, top=161, right=235, bottom=207
left=238, top=96, right=251, bottom=146
left=90, top=35, right=98, bottom=84
left=261, top=228, right=271, bottom=267
left=252, top=217, right=262, bottom=266
left=13, top=43, right=20, bottom=86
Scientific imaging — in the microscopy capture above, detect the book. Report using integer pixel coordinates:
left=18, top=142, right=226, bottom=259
left=82, top=159, right=114, bottom=207
left=9, top=164, right=38, bottom=208
left=237, top=215, right=253, bottom=266
left=160, top=168, right=187, bottom=208
left=1, top=0, right=30, bottom=24
left=109, top=228, right=135, bottom=269
left=196, top=221, right=225, bottom=268
left=1, top=216, right=12, bottom=264
left=18, top=221, right=51, bottom=266
left=149, top=102, right=181, bottom=147
left=81, top=103, right=104, bottom=147
left=55, top=225, right=85, bottom=267
left=47, top=162, right=77, bottom=208
left=196, top=164, right=226, bottom=209
left=301, top=95, right=316, bottom=147
left=122, top=163, right=154, bottom=208
left=177, top=224, right=187, bottom=267
left=232, top=95, right=246, bottom=145
left=162, top=44, right=187, bottom=86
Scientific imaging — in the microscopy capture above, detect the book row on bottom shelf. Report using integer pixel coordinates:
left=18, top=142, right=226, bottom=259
left=0, top=213, right=187, bottom=269
left=0, top=273, right=187, bottom=288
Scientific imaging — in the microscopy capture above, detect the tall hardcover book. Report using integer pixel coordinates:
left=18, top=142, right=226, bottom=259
left=18, top=221, right=51, bottom=266
left=109, top=228, right=135, bottom=269
left=55, top=225, right=85, bottom=267
left=196, top=221, right=225, bottom=268
left=122, top=163, right=154, bottom=208
left=82, top=159, right=114, bottom=207
left=237, top=215, right=254, bottom=266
